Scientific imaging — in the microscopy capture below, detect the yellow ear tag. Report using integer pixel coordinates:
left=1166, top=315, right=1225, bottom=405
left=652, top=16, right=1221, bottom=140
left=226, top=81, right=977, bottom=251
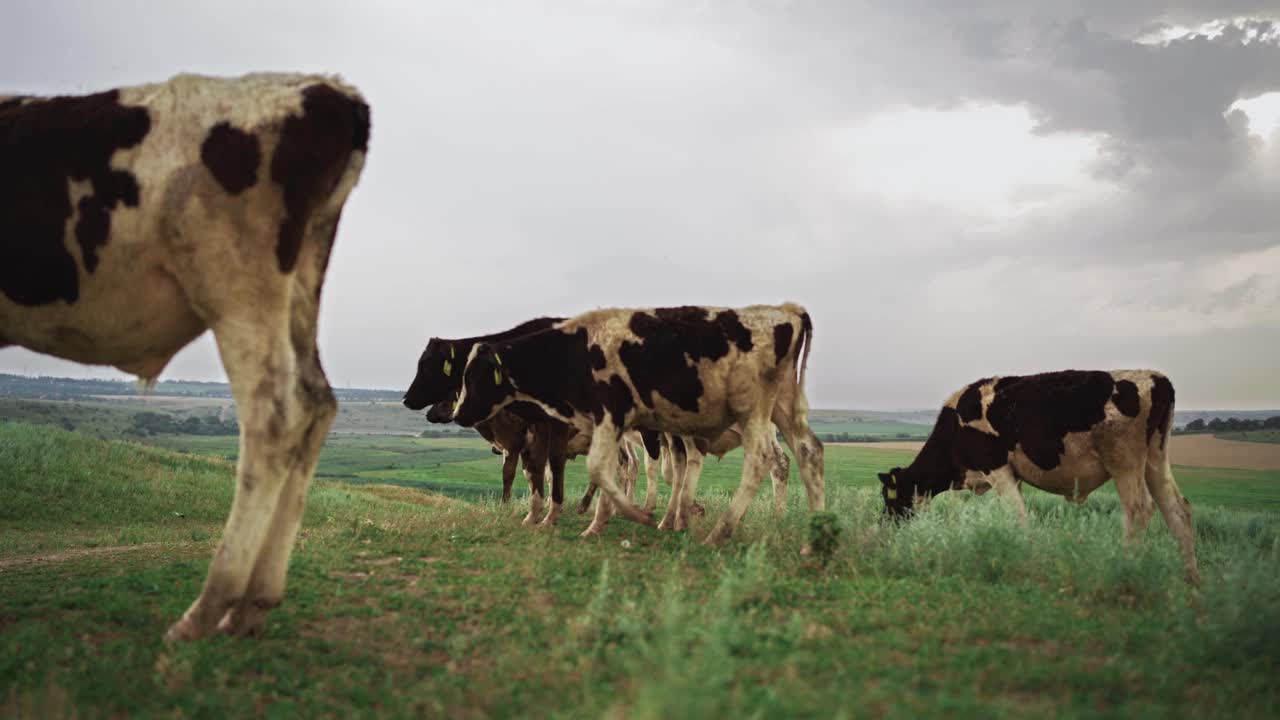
left=450, top=346, right=456, bottom=359
left=493, top=353, right=502, bottom=366
left=493, top=368, right=502, bottom=385
left=442, top=360, right=452, bottom=377
left=887, top=488, right=898, bottom=500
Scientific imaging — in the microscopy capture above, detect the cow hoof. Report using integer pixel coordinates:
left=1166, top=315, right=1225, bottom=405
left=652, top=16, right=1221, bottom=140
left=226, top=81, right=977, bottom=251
left=690, top=502, right=706, bottom=517
left=164, top=615, right=206, bottom=643
left=576, top=500, right=591, bottom=515
left=580, top=525, right=605, bottom=538
left=521, top=513, right=538, bottom=526
left=702, top=523, right=732, bottom=546
left=217, top=610, right=266, bottom=639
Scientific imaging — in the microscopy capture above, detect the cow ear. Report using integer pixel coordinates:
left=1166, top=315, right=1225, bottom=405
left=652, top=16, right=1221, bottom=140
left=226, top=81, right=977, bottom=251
left=877, top=472, right=892, bottom=484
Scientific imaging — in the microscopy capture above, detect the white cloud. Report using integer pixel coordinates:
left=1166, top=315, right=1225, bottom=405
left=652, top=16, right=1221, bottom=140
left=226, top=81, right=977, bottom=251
left=1231, top=91, right=1280, bottom=140
left=830, top=104, right=1107, bottom=218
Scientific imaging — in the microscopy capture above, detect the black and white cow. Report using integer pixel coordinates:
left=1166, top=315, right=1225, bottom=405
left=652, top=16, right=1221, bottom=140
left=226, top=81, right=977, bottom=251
left=403, top=320, right=578, bottom=524
left=0, top=74, right=370, bottom=639
left=878, top=370, right=1197, bottom=583
left=451, top=304, right=824, bottom=543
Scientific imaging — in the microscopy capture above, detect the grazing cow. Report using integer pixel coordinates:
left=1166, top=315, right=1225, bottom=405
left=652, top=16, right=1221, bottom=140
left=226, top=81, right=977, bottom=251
left=451, top=304, right=824, bottom=544
left=878, top=370, right=1197, bottom=583
left=0, top=74, right=370, bottom=639
left=404, top=320, right=613, bottom=526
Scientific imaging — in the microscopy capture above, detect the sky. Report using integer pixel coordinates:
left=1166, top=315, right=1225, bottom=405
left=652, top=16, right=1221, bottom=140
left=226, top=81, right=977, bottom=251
left=2, top=1, right=1278, bottom=410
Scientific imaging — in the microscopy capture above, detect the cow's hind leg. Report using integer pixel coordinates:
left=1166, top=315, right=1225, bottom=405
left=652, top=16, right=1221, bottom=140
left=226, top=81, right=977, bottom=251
left=769, top=434, right=790, bottom=515
left=705, top=418, right=771, bottom=544
left=1145, top=456, right=1199, bottom=585
left=218, top=341, right=336, bottom=637
left=167, top=310, right=298, bottom=641
left=771, top=396, right=825, bottom=512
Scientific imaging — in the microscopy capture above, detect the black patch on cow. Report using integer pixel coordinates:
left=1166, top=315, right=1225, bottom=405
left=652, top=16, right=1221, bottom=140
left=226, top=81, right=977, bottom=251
left=201, top=122, right=261, bottom=195
left=638, top=429, right=661, bottom=460
left=956, top=379, right=990, bottom=423
left=599, top=375, right=635, bottom=428
left=589, top=345, right=607, bottom=371
left=891, top=406, right=966, bottom=498
left=670, top=436, right=688, bottom=460
left=402, top=317, right=563, bottom=410
left=504, top=400, right=550, bottom=424
left=773, top=323, right=793, bottom=364
left=1112, top=379, right=1140, bottom=418
left=0, top=90, right=150, bottom=305
left=985, top=370, right=1114, bottom=471
left=271, top=84, right=369, bottom=274
left=621, top=306, right=753, bottom=412
left=1147, top=374, right=1175, bottom=450
left=800, top=311, right=812, bottom=334
left=455, top=327, right=606, bottom=427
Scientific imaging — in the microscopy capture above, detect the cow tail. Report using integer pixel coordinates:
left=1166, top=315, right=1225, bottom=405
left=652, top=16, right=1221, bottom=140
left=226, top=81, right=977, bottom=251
left=794, top=309, right=814, bottom=419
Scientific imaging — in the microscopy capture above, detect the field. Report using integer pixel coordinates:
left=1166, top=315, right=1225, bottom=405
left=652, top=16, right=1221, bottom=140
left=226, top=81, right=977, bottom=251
left=2, top=420, right=1279, bottom=718
left=1214, top=430, right=1280, bottom=445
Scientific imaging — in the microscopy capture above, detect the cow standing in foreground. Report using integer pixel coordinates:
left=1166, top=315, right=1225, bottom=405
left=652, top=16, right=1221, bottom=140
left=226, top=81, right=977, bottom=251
left=451, top=304, right=825, bottom=544
left=0, top=74, right=370, bottom=639
left=878, top=370, right=1197, bottom=583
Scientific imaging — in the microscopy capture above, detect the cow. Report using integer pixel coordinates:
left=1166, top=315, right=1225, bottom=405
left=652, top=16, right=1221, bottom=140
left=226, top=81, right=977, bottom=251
left=0, top=73, right=370, bottom=640
left=405, top=320, right=616, bottom=526
left=877, top=370, right=1198, bottom=583
left=450, top=303, right=825, bottom=544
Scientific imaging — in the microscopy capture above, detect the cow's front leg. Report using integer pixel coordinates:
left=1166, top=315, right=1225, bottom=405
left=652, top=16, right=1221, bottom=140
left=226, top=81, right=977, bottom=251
left=987, top=467, right=1027, bottom=525
left=582, top=427, right=653, bottom=537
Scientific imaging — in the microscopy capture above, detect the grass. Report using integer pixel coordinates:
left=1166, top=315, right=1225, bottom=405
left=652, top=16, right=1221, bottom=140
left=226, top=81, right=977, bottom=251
left=1, top=421, right=1279, bottom=717
left=1215, top=430, right=1280, bottom=444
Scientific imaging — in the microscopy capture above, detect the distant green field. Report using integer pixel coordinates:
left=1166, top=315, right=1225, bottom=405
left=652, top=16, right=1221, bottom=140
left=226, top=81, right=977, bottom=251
left=2, top=421, right=1279, bottom=718
left=146, top=427, right=1280, bottom=514
left=1215, top=430, right=1280, bottom=444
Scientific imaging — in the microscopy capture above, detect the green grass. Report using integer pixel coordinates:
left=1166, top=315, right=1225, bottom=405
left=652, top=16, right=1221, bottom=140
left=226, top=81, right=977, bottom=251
left=1214, top=430, right=1280, bottom=444
left=2, top=421, right=1279, bottom=717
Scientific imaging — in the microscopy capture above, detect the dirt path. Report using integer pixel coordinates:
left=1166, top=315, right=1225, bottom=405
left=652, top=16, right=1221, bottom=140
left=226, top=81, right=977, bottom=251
left=0, top=541, right=204, bottom=571
left=1168, top=434, right=1280, bottom=471
left=834, top=435, right=1280, bottom=471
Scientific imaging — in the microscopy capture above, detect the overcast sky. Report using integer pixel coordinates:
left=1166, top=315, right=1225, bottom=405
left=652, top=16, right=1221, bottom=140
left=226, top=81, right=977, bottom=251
left=2, top=1, right=1278, bottom=409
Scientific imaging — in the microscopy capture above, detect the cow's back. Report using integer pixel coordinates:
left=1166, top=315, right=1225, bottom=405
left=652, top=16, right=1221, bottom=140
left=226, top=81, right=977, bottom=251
left=0, top=73, right=368, bottom=377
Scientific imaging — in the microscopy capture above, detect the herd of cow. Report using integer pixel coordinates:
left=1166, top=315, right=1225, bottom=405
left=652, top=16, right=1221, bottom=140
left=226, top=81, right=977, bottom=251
left=0, top=73, right=1199, bottom=643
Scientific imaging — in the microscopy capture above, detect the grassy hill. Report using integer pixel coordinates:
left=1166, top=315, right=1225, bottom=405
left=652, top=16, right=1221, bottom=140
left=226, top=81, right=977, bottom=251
left=2, top=422, right=1278, bottom=717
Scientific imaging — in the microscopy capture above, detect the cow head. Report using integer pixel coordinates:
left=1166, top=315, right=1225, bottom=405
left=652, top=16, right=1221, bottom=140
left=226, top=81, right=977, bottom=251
left=877, top=467, right=918, bottom=518
left=403, top=338, right=463, bottom=415
left=452, top=343, right=517, bottom=427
